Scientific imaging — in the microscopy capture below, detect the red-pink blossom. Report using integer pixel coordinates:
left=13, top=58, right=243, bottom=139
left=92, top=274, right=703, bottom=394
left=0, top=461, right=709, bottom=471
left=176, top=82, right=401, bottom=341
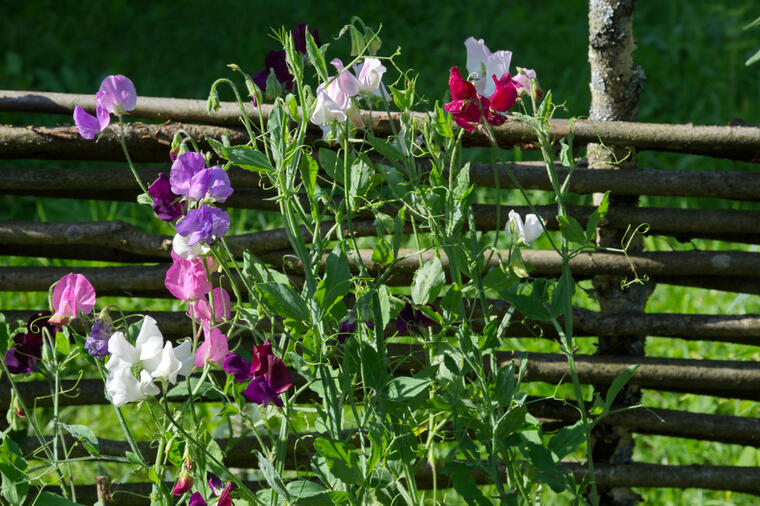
left=49, top=274, right=96, bottom=325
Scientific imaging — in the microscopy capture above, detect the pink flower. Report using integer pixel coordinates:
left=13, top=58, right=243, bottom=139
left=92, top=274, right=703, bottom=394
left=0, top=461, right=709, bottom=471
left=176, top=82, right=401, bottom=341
left=73, top=75, right=136, bottom=139
left=513, top=68, right=542, bottom=99
left=49, top=274, right=96, bottom=326
left=194, top=326, right=230, bottom=367
left=164, top=251, right=213, bottom=301
left=444, top=67, right=487, bottom=132
left=190, top=288, right=231, bottom=324
left=171, top=469, right=194, bottom=496
left=485, top=74, right=518, bottom=126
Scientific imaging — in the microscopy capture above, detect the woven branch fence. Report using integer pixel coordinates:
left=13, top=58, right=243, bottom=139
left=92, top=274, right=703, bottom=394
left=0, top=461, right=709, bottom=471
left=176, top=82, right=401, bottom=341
left=3, top=8, right=760, bottom=506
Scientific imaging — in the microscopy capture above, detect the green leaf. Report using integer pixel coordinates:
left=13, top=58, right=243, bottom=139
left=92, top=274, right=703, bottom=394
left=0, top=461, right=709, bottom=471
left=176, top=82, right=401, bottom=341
left=268, top=104, right=285, bottom=165
left=366, top=135, right=405, bottom=162
left=376, top=285, right=392, bottom=330
left=35, top=492, right=79, bottom=506
left=449, top=466, right=492, bottom=505
left=557, top=215, right=587, bottom=245
left=350, top=155, right=374, bottom=202
left=218, top=145, right=274, bottom=173
left=548, top=420, right=589, bottom=460
left=313, top=438, right=363, bottom=484
left=315, top=250, right=351, bottom=314
left=411, top=256, right=445, bottom=305
left=502, top=292, right=551, bottom=322
left=305, top=30, right=328, bottom=82
left=258, top=452, right=290, bottom=499
left=559, top=138, right=572, bottom=167
left=0, top=438, right=28, bottom=505
left=384, top=376, right=429, bottom=402
left=136, top=192, right=153, bottom=206
left=603, top=364, right=639, bottom=413
left=585, top=191, right=610, bottom=241
left=392, top=208, right=406, bottom=258
left=432, top=101, right=453, bottom=138
left=372, top=239, right=394, bottom=264
left=258, top=282, right=310, bottom=322
left=747, top=48, right=760, bottom=66
left=124, top=450, right=143, bottom=467
left=550, top=270, right=575, bottom=318
left=55, top=332, right=71, bottom=357
left=61, top=424, right=99, bottom=455
left=299, top=152, right=319, bottom=195
left=318, top=147, right=342, bottom=183
left=287, top=480, right=333, bottom=505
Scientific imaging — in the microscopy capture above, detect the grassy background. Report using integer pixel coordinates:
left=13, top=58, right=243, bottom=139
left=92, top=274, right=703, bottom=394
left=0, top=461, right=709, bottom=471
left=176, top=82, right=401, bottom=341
left=3, top=1, right=760, bottom=504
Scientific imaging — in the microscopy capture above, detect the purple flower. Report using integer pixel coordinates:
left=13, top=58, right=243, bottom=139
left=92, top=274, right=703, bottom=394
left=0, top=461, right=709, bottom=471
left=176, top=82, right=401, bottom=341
left=85, top=320, right=112, bottom=359
left=187, top=167, right=234, bottom=203
left=4, top=312, right=58, bottom=374
left=170, top=152, right=206, bottom=196
left=223, top=339, right=292, bottom=407
left=188, top=492, right=207, bottom=506
left=73, top=75, right=136, bottom=139
left=395, top=302, right=436, bottom=334
left=148, top=173, right=184, bottom=221
left=175, top=205, right=230, bottom=246
left=293, top=24, right=320, bottom=55
left=207, top=472, right=224, bottom=495
left=337, top=316, right=374, bottom=344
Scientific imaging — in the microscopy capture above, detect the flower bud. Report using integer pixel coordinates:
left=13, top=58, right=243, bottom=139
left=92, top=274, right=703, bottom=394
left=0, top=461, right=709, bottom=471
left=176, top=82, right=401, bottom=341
left=172, top=468, right=194, bottom=496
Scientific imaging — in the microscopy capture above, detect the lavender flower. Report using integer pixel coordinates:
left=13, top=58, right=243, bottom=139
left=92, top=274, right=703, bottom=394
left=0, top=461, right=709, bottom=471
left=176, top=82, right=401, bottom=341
left=187, top=167, right=234, bottom=203
left=170, top=152, right=206, bottom=196
left=175, top=205, right=230, bottom=246
left=85, top=320, right=112, bottom=359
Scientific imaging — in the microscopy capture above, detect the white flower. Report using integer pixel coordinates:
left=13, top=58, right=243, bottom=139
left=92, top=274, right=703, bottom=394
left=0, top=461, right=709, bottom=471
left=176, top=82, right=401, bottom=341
left=106, top=368, right=159, bottom=407
left=174, top=340, right=194, bottom=377
left=505, top=210, right=544, bottom=245
left=151, top=341, right=183, bottom=384
left=464, top=36, right=512, bottom=98
left=134, top=316, right=164, bottom=374
left=354, top=58, right=387, bottom=98
left=311, top=85, right=348, bottom=126
left=172, top=233, right=210, bottom=260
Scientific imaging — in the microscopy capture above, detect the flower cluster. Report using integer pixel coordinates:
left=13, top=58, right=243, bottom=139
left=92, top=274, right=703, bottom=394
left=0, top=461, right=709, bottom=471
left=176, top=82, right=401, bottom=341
left=105, top=316, right=193, bottom=407
left=252, top=24, right=320, bottom=98
left=73, top=75, right=137, bottom=139
left=310, top=57, right=388, bottom=136
left=177, top=472, right=236, bottom=505
left=223, top=339, right=292, bottom=406
left=444, top=37, right=540, bottom=132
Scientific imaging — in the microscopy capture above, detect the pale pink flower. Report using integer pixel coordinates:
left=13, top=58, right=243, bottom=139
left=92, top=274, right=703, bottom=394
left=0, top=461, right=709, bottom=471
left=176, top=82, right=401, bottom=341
left=49, top=273, right=96, bottom=326
left=164, top=251, right=213, bottom=301
left=190, top=287, right=231, bottom=324
left=194, top=326, right=230, bottom=367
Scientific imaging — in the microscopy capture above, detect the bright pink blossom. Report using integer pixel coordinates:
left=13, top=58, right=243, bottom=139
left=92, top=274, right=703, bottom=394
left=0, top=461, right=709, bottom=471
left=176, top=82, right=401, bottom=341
left=190, top=288, right=231, bottom=324
left=49, top=274, right=96, bottom=325
left=164, top=251, right=213, bottom=301
left=171, top=469, right=194, bottom=496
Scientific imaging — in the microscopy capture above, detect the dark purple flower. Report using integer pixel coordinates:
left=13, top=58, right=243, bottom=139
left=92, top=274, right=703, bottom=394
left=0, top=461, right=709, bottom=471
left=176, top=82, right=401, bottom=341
left=223, top=339, right=292, bottom=407
left=170, top=152, right=206, bottom=196
left=395, top=302, right=436, bottom=334
left=337, top=317, right=374, bottom=344
left=252, top=69, right=268, bottom=95
left=207, top=472, right=224, bottom=496
left=266, top=50, right=293, bottom=90
left=148, top=173, right=184, bottom=222
left=293, top=24, right=320, bottom=55
left=85, top=320, right=112, bottom=359
left=218, top=482, right=237, bottom=506
left=188, top=492, right=207, bottom=506
left=175, top=205, right=230, bottom=246
left=187, top=167, right=234, bottom=203
left=4, top=312, right=57, bottom=374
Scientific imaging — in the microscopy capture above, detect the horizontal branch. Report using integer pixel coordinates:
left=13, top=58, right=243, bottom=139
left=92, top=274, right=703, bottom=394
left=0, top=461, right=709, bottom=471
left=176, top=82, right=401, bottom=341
left=3, top=90, right=760, bottom=160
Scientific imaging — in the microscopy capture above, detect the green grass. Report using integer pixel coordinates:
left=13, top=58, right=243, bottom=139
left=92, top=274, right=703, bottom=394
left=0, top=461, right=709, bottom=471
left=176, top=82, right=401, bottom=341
left=3, top=1, right=760, bottom=504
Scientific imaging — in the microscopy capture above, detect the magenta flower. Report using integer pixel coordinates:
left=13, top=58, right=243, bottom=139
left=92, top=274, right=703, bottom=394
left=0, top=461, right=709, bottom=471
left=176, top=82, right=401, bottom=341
left=485, top=74, right=518, bottom=126
left=73, top=75, right=136, bottom=139
left=170, top=152, right=206, bottom=196
left=4, top=312, right=57, bottom=374
left=188, top=492, right=207, bottom=506
left=187, top=167, right=234, bottom=203
left=164, top=251, right=213, bottom=301
left=217, top=482, right=237, bottom=506
left=194, top=326, right=230, bottom=367
left=172, top=469, right=194, bottom=496
left=148, top=173, right=184, bottom=222
left=443, top=67, right=488, bottom=132
left=190, top=288, right=231, bottom=324
left=223, top=339, right=292, bottom=407
left=49, top=273, right=96, bottom=326
left=207, top=472, right=224, bottom=495
left=85, top=319, right=112, bottom=359
left=175, top=205, right=231, bottom=246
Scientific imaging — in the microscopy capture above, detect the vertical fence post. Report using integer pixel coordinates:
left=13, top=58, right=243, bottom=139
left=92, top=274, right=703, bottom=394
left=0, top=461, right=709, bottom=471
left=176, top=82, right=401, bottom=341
left=587, top=1, right=651, bottom=504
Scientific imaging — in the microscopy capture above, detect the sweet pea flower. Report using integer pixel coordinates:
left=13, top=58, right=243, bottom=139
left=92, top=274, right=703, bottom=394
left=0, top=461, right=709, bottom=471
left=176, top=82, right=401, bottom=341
left=253, top=25, right=320, bottom=94
left=292, top=23, right=321, bottom=55
left=164, top=251, right=213, bottom=301
left=73, top=75, right=136, bottom=139
left=354, top=58, right=388, bottom=98
left=223, top=339, right=292, bottom=407
left=148, top=173, right=184, bottom=222
left=172, top=233, right=211, bottom=261
left=190, top=288, right=231, bottom=324
left=187, top=167, right=234, bottom=203
left=4, top=312, right=57, bottom=374
left=49, top=273, right=96, bottom=326
left=194, top=326, right=230, bottom=367
left=464, top=37, right=512, bottom=97
left=170, top=152, right=206, bottom=196
left=485, top=74, right=518, bottom=126
left=217, top=482, right=237, bottom=506
left=152, top=340, right=194, bottom=384
left=106, top=367, right=160, bottom=408
left=85, top=319, right=112, bottom=359
left=395, top=302, right=436, bottom=334
left=512, top=67, right=542, bottom=99
left=172, top=469, right=194, bottom=496
left=207, top=472, right=224, bottom=495
left=505, top=210, right=544, bottom=245
left=175, top=205, right=231, bottom=246
left=188, top=492, right=207, bottom=506
left=443, top=67, right=487, bottom=132
left=310, top=58, right=366, bottom=132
